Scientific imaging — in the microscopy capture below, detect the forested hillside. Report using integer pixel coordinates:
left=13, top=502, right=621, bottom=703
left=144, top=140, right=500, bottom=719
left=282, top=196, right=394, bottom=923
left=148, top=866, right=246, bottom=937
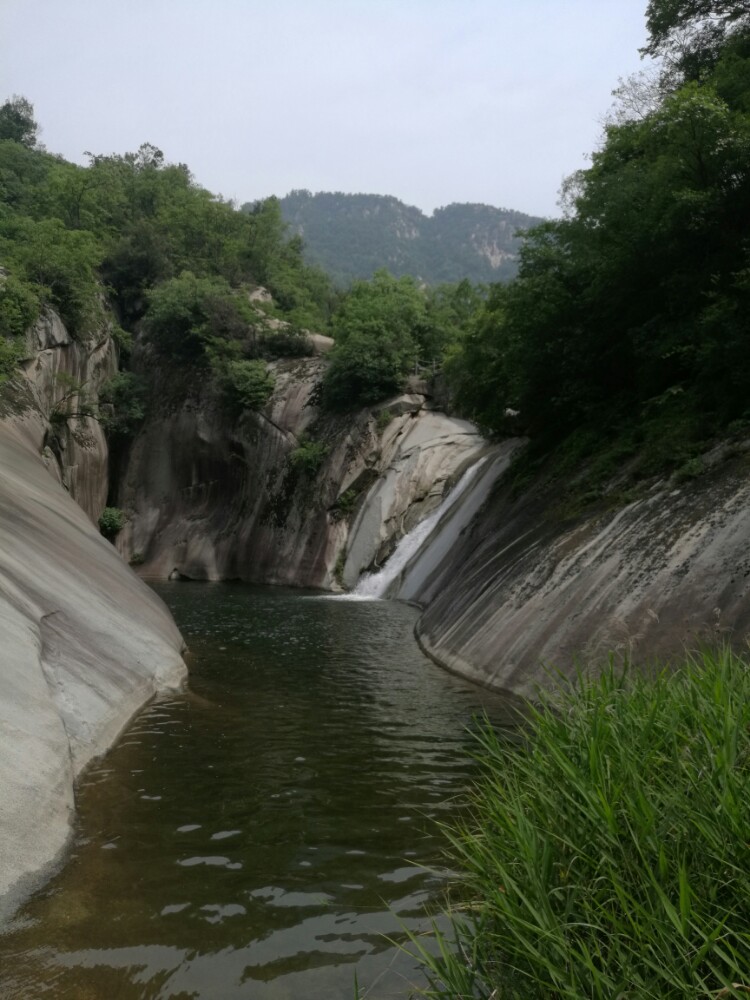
left=441, top=0, right=750, bottom=483
left=2, top=0, right=749, bottom=498
left=277, top=190, right=541, bottom=286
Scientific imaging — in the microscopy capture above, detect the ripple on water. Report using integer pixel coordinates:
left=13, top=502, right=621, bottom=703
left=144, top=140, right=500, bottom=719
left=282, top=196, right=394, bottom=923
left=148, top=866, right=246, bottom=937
left=0, top=583, right=519, bottom=1000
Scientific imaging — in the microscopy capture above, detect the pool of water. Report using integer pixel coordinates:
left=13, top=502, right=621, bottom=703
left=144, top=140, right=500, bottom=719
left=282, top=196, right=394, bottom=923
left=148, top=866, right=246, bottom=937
left=0, top=583, right=516, bottom=999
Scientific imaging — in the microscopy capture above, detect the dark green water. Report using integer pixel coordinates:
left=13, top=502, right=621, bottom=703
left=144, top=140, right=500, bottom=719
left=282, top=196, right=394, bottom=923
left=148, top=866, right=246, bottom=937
left=0, top=583, right=515, bottom=999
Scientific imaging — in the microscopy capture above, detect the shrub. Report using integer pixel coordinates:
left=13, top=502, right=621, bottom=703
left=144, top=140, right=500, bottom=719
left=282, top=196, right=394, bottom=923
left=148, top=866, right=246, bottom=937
left=412, top=649, right=750, bottom=999
left=332, top=487, right=357, bottom=518
left=98, top=506, right=126, bottom=538
left=375, top=408, right=394, bottom=432
left=0, top=217, right=103, bottom=336
left=0, top=273, right=40, bottom=339
left=0, top=334, right=23, bottom=381
left=220, top=358, right=275, bottom=412
left=143, top=272, right=253, bottom=364
left=289, top=435, right=329, bottom=474
left=98, top=371, right=147, bottom=439
left=258, top=326, right=313, bottom=358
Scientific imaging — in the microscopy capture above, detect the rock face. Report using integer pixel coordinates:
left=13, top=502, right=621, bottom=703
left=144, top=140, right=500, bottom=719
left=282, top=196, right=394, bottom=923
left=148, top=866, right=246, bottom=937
left=411, top=448, right=750, bottom=698
left=118, top=358, right=486, bottom=589
left=19, top=309, right=116, bottom=522
left=0, top=313, right=186, bottom=919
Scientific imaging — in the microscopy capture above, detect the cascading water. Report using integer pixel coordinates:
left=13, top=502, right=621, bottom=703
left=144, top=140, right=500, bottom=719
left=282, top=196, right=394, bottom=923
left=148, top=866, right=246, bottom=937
left=353, top=456, right=488, bottom=599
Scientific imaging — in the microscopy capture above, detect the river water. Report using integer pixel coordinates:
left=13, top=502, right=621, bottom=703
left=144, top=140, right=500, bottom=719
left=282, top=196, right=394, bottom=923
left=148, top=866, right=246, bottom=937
left=0, top=583, right=515, bottom=999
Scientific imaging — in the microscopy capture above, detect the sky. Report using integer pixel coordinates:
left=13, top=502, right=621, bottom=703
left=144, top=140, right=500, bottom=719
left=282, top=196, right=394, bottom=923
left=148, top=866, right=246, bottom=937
left=0, top=0, right=654, bottom=219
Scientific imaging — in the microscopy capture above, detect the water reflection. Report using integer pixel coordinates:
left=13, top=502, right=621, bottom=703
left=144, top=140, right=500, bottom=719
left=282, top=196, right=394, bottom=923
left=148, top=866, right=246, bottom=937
left=0, top=583, right=516, bottom=999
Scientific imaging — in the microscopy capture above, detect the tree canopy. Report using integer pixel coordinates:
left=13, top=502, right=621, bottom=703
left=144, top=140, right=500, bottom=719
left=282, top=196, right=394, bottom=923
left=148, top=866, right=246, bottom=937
left=445, top=11, right=750, bottom=463
left=0, top=96, right=38, bottom=147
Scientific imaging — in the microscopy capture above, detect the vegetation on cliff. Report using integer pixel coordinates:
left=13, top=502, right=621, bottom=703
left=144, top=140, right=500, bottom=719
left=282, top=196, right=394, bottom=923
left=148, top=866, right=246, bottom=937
left=0, top=112, right=335, bottom=413
left=321, top=271, right=482, bottom=408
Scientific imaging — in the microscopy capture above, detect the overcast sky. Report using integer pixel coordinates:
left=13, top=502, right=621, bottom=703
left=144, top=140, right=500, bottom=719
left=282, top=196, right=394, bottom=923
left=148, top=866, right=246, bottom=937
left=1, top=1, right=653, bottom=219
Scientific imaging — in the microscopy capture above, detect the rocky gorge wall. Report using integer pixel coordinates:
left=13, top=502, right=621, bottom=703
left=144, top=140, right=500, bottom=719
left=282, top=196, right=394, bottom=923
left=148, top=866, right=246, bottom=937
left=4, top=301, right=750, bottom=916
left=0, top=312, right=186, bottom=919
left=117, top=358, right=487, bottom=591
left=116, top=348, right=750, bottom=703
left=407, top=445, right=750, bottom=698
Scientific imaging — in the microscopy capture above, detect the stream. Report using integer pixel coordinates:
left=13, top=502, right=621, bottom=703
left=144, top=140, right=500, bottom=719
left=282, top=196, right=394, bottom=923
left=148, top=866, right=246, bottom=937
left=0, top=583, right=515, bottom=999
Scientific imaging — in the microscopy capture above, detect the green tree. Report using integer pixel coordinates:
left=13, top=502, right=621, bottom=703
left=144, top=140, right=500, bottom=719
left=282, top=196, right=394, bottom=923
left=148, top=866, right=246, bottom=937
left=0, top=95, right=38, bottom=147
left=0, top=272, right=40, bottom=339
left=643, top=0, right=750, bottom=80
left=322, top=270, right=426, bottom=408
left=142, top=271, right=253, bottom=363
left=0, top=217, right=103, bottom=335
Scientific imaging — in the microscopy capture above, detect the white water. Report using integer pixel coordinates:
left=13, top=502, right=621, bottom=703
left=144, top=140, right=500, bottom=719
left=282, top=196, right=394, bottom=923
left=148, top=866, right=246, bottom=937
left=352, top=457, right=488, bottom=599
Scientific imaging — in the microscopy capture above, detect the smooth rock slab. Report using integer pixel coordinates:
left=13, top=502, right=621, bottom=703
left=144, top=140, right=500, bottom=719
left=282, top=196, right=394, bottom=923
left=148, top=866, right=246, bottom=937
left=0, top=419, right=186, bottom=919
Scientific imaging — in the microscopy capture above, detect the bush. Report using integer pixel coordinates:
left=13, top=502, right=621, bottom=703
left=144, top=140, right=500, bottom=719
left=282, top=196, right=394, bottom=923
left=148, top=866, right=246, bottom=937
left=289, top=435, right=329, bottom=474
left=412, top=649, right=750, bottom=999
left=258, top=326, right=314, bottom=358
left=98, top=506, right=126, bottom=538
left=322, top=340, right=406, bottom=409
left=375, top=407, right=394, bottom=432
left=0, top=334, right=23, bottom=381
left=0, top=217, right=103, bottom=336
left=98, top=371, right=147, bottom=439
left=0, top=273, right=40, bottom=339
left=321, top=270, right=423, bottom=409
left=220, top=359, right=274, bottom=412
left=143, top=272, right=253, bottom=364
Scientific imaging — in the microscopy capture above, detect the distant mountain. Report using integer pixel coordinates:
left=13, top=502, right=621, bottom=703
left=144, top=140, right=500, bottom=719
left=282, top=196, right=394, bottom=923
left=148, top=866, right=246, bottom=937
left=278, top=190, right=544, bottom=287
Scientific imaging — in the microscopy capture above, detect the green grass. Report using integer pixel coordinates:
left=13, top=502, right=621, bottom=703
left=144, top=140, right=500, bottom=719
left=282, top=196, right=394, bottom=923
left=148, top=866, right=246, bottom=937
left=409, top=649, right=750, bottom=999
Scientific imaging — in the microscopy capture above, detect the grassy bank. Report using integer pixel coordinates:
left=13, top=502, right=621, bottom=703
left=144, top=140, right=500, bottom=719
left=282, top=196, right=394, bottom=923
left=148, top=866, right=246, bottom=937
left=411, top=649, right=750, bottom=999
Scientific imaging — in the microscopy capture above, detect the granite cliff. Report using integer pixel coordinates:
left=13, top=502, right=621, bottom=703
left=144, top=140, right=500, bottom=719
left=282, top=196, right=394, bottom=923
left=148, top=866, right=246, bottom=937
left=116, top=357, right=486, bottom=591
left=5, top=304, right=750, bottom=921
left=0, top=312, right=186, bottom=918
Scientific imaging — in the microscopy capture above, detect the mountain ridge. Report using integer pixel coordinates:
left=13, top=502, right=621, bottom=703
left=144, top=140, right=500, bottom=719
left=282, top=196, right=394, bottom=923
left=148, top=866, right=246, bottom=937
left=276, top=189, right=544, bottom=286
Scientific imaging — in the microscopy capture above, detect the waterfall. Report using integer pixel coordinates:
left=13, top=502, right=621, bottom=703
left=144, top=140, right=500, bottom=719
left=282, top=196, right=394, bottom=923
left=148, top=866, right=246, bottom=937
left=352, top=457, right=488, bottom=599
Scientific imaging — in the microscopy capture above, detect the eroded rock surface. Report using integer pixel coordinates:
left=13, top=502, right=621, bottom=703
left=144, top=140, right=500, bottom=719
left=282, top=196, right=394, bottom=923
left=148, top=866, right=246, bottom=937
left=19, top=310, right=116, bottom=522
left=0, top=314, right=186, bottom=918
left=413, top=451, right=750, bottom=697
left=118, top=358, right=485, bottom=589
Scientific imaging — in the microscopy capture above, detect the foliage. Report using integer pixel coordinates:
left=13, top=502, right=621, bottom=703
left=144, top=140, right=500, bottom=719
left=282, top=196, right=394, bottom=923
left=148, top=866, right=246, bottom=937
left=643, top=0, right=750, bottom=76
left=332, top=487, right=358, bottom=516
left=48, top=372, right=95, bottom=426
left=0, top=113, right=335, bottom=347
left=0, top=217, right=103, bottom=336
left=0, top=272, right=40, bottom=339
left=0, top=334, right=23, bottom=381
left=142, top=271, right=252, bottom=364
left=241, top=197, right=337, bottom=328
left=375, top=408, right=394, bottom=432
left=444, top=24, right=750, bottom=451
left=0, top=95, right=38, bottom=147
left=289, top=435, right=329, bottom=473
left=323, top=270, right=436, bottom=408
left=412, top=648, right=750, bottom=999
left=258, top=325, right=314, bottom=358
left=98, top=371, right=147, bottom=439
left=98, top=506, right=126, bottom=538
left=219, top=359, right=275, bottom=412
